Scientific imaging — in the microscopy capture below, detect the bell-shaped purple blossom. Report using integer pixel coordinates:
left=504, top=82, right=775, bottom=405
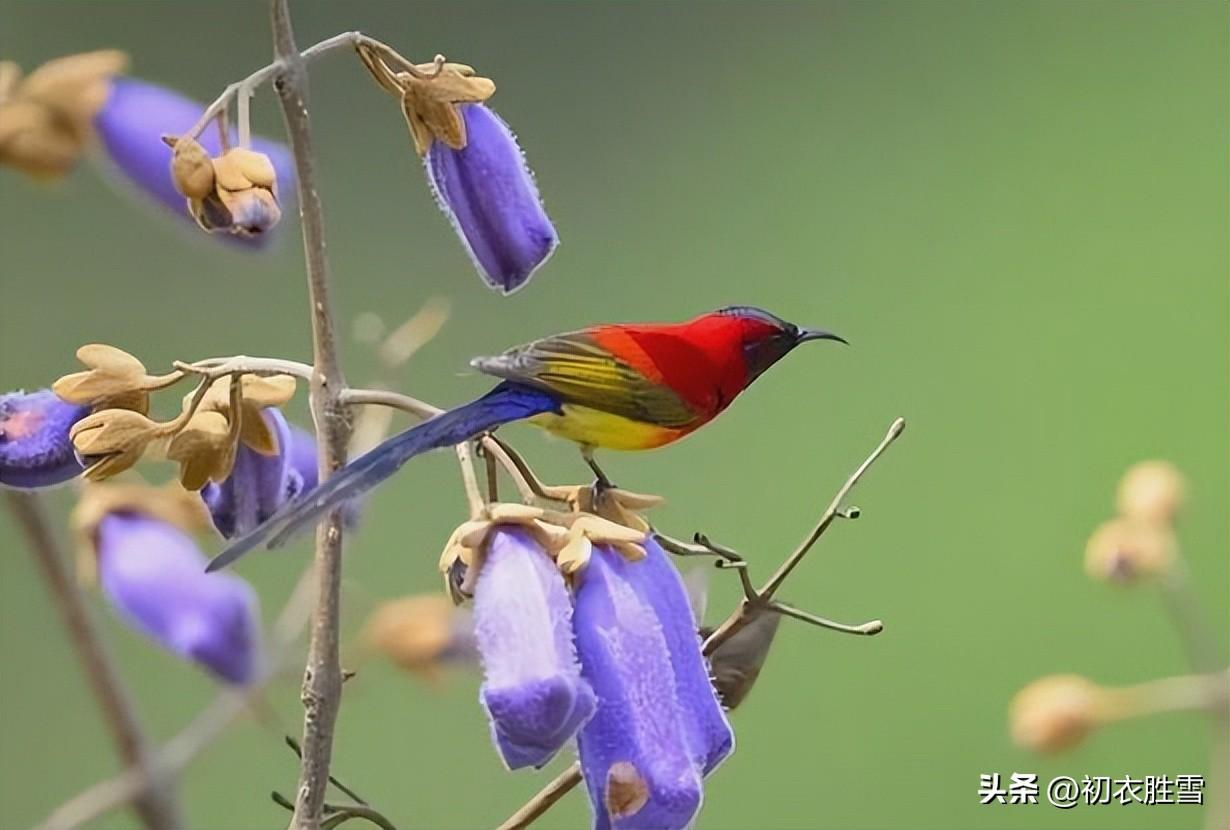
left=426, top=104, right=558, bottom=294
left=96, top=511, right=261, bottom=684
left=621, top=538, right=734, bottom=774
left=573, top=546, right=704, bottom=830
left=472, top=527, right=595, bottom=770
left=0, top=389, right=89, bottom=489
left=92, top=77, right=294, bottom=246
left=200, top=409, right=316, bottom=539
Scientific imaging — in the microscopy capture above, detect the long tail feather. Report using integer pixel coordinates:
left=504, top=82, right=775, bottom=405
left=206, top=383, right=560, bottom=571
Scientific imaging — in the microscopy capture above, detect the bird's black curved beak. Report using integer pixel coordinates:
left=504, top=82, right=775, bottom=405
left=796, top=327, right=849, bottom=346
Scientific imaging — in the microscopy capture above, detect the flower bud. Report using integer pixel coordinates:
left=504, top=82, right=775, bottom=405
left=426, top=104, right=558, bottom=293
left=1116, top=460, right=1185, bottom=525
left=472, top=527, right=595, bottom=770
left=364, top=594, right=476, bottom=682
left=1084, top=517, right=1176, bottom=584
left=1010, top=675, right=1103, bottom=752
left=0, top=389, right=89, bottom=488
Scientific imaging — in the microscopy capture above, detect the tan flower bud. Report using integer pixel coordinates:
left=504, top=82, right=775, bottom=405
left=364, top=595, right=474, bottom=681
left=1116, top=460, right=1185, bottom=525
left=54, top=343, right=169, bottom=413
left=165, top=135, right=216, bottom=200
left=167, top=409, right=238, bottom=490
left=1084, top=517, right=1176, bottom=583
left=69, top=408, right=161, bottom=480
left=1010, top=674, right=1103, bottom=752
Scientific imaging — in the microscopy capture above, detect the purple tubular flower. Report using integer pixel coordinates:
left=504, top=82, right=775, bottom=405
left=0, top=389, right=89, bottom=489
left=621, top=538, right=734, bottom=774
left=200, top=409, right=316, bottom=539
left=92, top=77, right=294, bottom=245
left=573, top=546, right=703, bottom=830
left=96, top=511, right=261, bottom=684
left=426, top=104, right=559, bottom=293
left=472, top=527, right=595, bottom=770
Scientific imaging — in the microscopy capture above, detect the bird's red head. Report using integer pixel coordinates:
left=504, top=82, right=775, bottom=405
left=707, top=305, right=847, bottom=383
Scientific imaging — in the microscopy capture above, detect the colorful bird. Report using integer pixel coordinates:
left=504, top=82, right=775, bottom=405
left=206, top=306, right=845, bottom=571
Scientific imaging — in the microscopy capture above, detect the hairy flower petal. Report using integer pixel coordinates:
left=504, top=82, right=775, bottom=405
left=0, top=389, right=89, bottom=488
left=425, top=104, right=558, bottom=294
left=473, top=527, right=595, bottom=770
left=96, top=511, right=261, bottom=683
left=573, top=546, right=703, bottom=830
left=622, top=538, right=734, bottom=774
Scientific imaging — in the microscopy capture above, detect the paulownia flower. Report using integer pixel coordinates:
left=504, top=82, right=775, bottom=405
left=472, top=526, right=595, bottom=770
left=425, top=104, right=559, bottom=294
left=354, top=44, right=557, bottom=293
left=73, top=481, right=261, bottom=684
left=200, top=408, right=317, bottom=538
left=0, top=389, right=89, bottom=488
left=0, top=51, right=292, bottom=244
left=573, top=545, right=704, bottom=830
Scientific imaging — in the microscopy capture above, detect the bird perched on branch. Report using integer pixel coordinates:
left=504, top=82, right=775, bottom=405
left=207, top=306, right=846, bottom=571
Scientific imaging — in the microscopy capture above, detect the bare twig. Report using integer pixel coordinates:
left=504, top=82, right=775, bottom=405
left=495, top=763, right=582, bottom=830
left=1158, top=562, right=1229, bottom=830
left=5, top=491, right=183, bottom=830
left=496, top=417, right=907, bottom=828
left=701, top=417, right=904, bottom=653
left=267, top=1, right=355, bottom=828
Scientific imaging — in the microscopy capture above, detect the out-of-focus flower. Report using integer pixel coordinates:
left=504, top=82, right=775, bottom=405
left=425, top=104, right=559, bottom=294
left=0, top=52, right=293, bottom=244
left=706, top=610, right=782, bottom=711
left=1084, top=516, right=1176, bottom=584
left=72, top=482, right=262, bottom=684
left=1010, top=674, right=1106, bottom=752
left=354, top=44, right=556, bottom=293
left=364, top=594, right=476, bottom=683
left=573, top=545, right=704, bottom=830
left=165, top=136, right=282, bottom=237
left=0, top=389, right=89, bottom=488
left=471, top=526, right=595, bottom=770
left=201, top=409, right=316, bottom=538
left=1116, top=460, right=1185, bottom=526
left=618, top=538, right=734, bottom=773
left=0, top=50, right=126, bottom=178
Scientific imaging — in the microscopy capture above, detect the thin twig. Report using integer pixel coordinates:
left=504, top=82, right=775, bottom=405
left=702, top=417, right=904, bottom=653
left=495, top=763, right=582, bottom=830
left=5, top=491, right=183, bottom=830
left=1158, top=562, right=1230, bottom=830
left=268, top=2, right=354, bottom=828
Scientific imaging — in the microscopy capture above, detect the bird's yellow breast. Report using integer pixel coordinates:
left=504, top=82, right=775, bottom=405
left=529, top=404, right=689, bottom=451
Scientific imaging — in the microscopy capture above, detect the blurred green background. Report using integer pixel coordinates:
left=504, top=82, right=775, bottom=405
left=1, top=2, right=1226, bottom=829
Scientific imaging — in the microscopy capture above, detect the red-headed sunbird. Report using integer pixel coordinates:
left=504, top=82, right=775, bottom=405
left=206, top=306, right=845, bottom=571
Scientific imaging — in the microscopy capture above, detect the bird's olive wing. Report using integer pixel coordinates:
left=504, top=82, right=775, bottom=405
left=471, top=331, right=697, bottom=428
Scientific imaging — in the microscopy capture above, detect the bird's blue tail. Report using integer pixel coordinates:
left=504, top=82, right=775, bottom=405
left=206, top=382, right=561, bottom=571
